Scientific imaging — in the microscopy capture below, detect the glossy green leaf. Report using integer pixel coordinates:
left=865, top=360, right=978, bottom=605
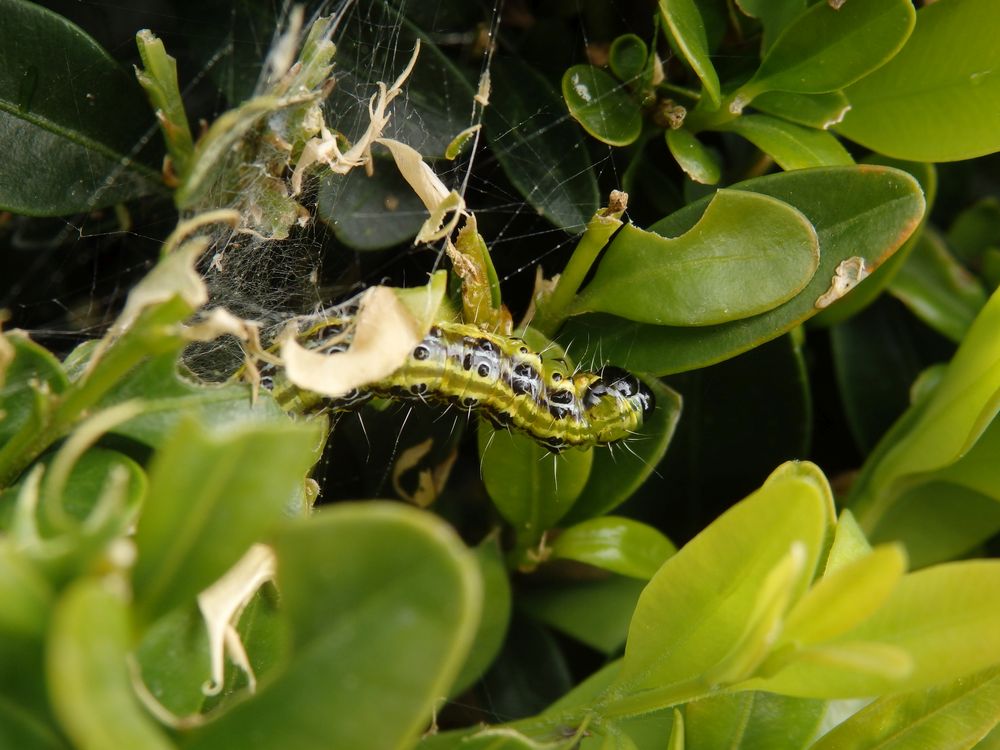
left=812, top=666, right=1000, bottom=750
left=869, top=429, right=1000, bottom=569
left=718, top=114, right=853, bottom=170
left=564, top=378, right=680, bottom=523
left=480, top=615, right=574, bottom=721
left=478, top=422, right=593, bottom=547
left=741, top=0, right=914, bottom=103
left=947, top=197, right=1000, bottom=266
left=838, top=0, right=1000, bottom=162
left=609, top=35, right=649, bottom=83
left=807, top=157, right=936, bottom=327
left=132, top=417, right=324, bottom=624
left=134, top=604, right=211, bottom=719
left=823, top=510, right=873, bottom=575
left=750, top=561, right=1000, bottom=698
left=27, top=447, right=147, bottom=570
left=734, top=0, right=806, bottom=53
left=831, top=299, right=932, bottom=454
left=0, top=697, right=67, bottom=750
left=550, top=517, right=676, bottom=580
left=849, top=286, right=1000, bottom=539
left=562, top=65, right=643, bottom=148
left=889, top=227, right=988, bottom=343
left=752, top=90, right=851, bottom=130
left=572, top=190, right=820, bottom=325
left=561, top=166, right=925, bottom=374
left=983, top=248, right=1000, bottom=290
left=94, top=352, right=290, bottom=450
left=684, top=691, right=825, bottom=750
left=487, top=57, right=600, bottom=230
left=779, top=545, right=907, bottom=647
left=596, top=462, right=830, bottom=716
left=316, top=159, right=428, bottom=250
left=0, top=0, right=161, bottom=214
left=47, top=580, right=175, bottom=750
left=0, top=542, right=51, bottom=638
left=520, top=576, right=647, bottom=655
left=665, top=129, right=721, bottom=185
left=185, top=503, right=481, bottom=750
left=658, top=0, right=721, bottom=108
left=451, top=538, right=512, bottom=696
left=0, top=333, right=68, bottom=447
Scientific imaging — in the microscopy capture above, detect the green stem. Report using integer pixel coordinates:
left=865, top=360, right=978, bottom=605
left=656, top=81, right=702, bottom=102
left=532, top=207, right=625, bottom=338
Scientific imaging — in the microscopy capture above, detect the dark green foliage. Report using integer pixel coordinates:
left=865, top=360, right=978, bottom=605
left=2, top=1, right=1000, bottom=748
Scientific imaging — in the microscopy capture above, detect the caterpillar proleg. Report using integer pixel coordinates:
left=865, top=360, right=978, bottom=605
left=262, top=316, right=654, bottom=452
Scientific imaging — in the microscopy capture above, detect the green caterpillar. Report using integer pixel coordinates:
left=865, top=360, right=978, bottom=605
left=263, top=317, right=654, bottom=452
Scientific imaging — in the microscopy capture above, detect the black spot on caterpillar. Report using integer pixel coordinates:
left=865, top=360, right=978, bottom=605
left=265, top=319, right=654, bottom=452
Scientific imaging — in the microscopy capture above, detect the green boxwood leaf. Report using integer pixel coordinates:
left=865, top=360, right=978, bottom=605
left=868, top=421, right=1000, bottom=569
left=779, top=545, right=906, bottom=647
left=561, top=166, right=925, bottom=374
left=0, top=697, right=67, bottom=750
left=889, top=228, right=988, bottom=343
left=451, top=538, right=512, bottom=696
left=0, top=332, right=68, bottom=437
left=750, top=560, right=1000, bottom=698
left=561, top=64, right=643, bottom=148
left=830, top=299, right=931, bottom=454
left=47, top=580, right=175, bottom=750
left=489, top=57, right=600, bottom=230
left=478, top=422, right=593, bottom=547
left=837, top=0, right=1000, bottom=162
left=848, top=286, right=1000, bottom=540
left=316, top=158, right=428, bottom=250
left=184, top=503, right=481, bottom=750
left=571, top=190, right=820, bottom=325
left=734, top=0, right=806, bottom=53
left=93, top=352, right=292, bottom=451
left=811, top=666, right=1000, bottom=750
left=132, top=417, right=324, bottom=625
left=596, top=462, right=830, bottom=716
left=609, top=35, right=649, bottom=83
left=550, top=517, right=676, bottom=580
left=480, top=615, right=574, bottom=721
left=665, top=128, right=721, bottom=185
left=520, top=576, right=647, bottom=656
left=740, top=0, right=914, bottom=104
left=823, top=510, right=873, bottom=575
left=684, top=691, right=825, bottom=750
left=135, top=604, right=211, bottom=719
left=807, top=157, right=937, bottom=327
left=947, top=197, right=1000, bottom=266
left=718, top=114, right=854, bottom=170
left=0, top=0, right=160, bottom=214
left=562, top=379, right=681, bottom=523
left=658, top=0, right=721, bottom=109
left=751, top=90, right=851, bottom=130
left=0, top=541, right=52, bottom=639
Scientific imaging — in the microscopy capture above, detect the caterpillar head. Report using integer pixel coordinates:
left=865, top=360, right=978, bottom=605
left=579, top=366, right=655, bottom=444
left=601, top=366, right=655, bottom=421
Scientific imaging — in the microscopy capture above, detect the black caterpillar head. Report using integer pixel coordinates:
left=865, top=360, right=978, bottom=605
left=600, top=366, right=655, bottom=420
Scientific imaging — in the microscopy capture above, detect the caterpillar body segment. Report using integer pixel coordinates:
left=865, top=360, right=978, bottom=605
left=264, top=318, right=654, bottom=452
